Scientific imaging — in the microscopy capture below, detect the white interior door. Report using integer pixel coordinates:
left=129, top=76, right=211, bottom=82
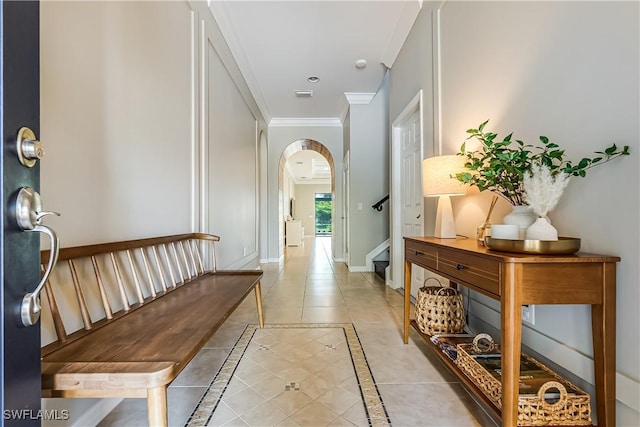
left=401, top=110, right=424, bottom=293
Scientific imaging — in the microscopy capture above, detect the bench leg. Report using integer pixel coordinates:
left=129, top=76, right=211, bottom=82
left=147, top=386, right=168, bottom=427
left=254, top=281, right=264, bottom=328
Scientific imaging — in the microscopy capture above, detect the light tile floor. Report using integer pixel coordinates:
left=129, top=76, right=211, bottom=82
left=99, top=237, right=497, bottom=427
left=186, top=324, right=386, bottom=427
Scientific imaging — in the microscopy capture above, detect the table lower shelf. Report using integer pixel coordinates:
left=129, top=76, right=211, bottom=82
left=410, top=320, right=594, bottom=427
left=410, top=320, right=502, bottom=422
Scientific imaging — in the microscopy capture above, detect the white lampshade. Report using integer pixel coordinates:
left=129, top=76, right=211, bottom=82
left=422, top=155, right=467, bottom=197
left=422, top=155, right=467, bottom=239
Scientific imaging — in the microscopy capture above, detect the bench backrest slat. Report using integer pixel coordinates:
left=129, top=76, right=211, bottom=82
left=41, top=233, right=221, bottom=352
left=110, top=252, right=131, bottom=312
left=185, top=241, right=197, bottom=277
left=171, top=242, right=185, bottom=285
left=193, top=241, right=205, bottom=275
left=91, top=256, right=114, bottom=320
left=178, top=242, right=191, bottom=281
left=44, top=277, right=67, bottom=341
left=126, top=250, right=145, bottom=305
left=152, top=246, right=168, bottom=292
left=141, top=248, right=157, bottom=299
left=68, top=259, right=93, bottom=330
left=162, top=244, right=177, bottom=288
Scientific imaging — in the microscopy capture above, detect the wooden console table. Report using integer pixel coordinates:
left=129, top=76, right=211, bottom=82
left=403, top=236, right=619, bottom=426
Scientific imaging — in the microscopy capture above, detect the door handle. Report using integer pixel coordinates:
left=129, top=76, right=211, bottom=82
left=11, top=187, right=60, bottom=326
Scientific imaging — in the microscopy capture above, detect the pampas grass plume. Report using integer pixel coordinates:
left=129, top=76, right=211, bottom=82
left=523, top=164, right=570, bottom=217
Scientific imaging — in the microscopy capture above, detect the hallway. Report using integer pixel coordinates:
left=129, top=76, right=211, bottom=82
left=100, top=237, right=496, bottom=426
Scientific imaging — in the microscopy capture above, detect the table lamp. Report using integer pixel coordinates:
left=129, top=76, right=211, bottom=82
left=422, top=155, right=467, bottom=238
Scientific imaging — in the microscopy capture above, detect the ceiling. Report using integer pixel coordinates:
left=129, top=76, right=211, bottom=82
left=285, top=150, right=332, bottom=185
left=208, top=1, right=421, bottom=124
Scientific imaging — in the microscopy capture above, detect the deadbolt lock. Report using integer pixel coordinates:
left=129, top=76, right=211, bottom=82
left=16, top=127, right=44, bottom=168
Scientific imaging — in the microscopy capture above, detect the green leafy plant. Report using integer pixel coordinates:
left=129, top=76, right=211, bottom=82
left=455, top=120, right=630, bottom=205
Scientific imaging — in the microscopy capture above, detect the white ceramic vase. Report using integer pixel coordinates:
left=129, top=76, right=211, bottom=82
left=502, top=205, right=537, bottom=239
left=525, top=217, right=558, bottom=241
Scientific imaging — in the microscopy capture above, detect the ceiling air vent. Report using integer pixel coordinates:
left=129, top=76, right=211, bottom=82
left=295, top=90, right=313, bottom=97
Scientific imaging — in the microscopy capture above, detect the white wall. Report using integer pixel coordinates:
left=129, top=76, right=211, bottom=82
left=206, top=44, right=258, bottom=269
left=195, top=0, right=266, bottom=269
left=40, top=2, right=193, bottom=422
left=41, top=1, right=194, bottom=246
left=389, top=4, right=437, bottom=157
left=389, top=3, right=442, bottom=240
left=345, top=82, right=390, bottom=269
left=390, top=1, right=639, bottom=423
left=258, top=131, right=269, bottom=262
left=40, top=0, right=266, bottom=423
left=266, top=125, right=343, bottom=262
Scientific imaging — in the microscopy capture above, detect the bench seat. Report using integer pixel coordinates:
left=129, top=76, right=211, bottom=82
left=40, top=234, right=263, bottom=426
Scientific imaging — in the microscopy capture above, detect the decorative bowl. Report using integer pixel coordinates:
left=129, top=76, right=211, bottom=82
left=484, top=236, right=581, bottom=255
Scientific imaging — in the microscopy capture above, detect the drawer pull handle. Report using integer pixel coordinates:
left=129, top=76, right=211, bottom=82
left=456, top=264, right=465, bottom=270
left=415, top=251, right=424, bottom=256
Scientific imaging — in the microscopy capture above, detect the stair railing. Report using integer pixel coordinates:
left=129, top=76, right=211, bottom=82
left=371, top=195, right=389, bottom=212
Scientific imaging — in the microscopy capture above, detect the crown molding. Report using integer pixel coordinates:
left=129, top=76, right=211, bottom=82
left=207, top=1, right=272, bottom=123
left=381, top=0, right=422, bottom=68
left=344, top=93, right=376, bottom=105
left=340, top=97, right=351, bottom=123
left=269, top=118, right=342, bottom=127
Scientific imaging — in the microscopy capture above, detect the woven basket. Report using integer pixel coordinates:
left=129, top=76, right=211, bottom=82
left=457, top=334, right=591, bottom=426
left=415, top=277, right=465, bottom=335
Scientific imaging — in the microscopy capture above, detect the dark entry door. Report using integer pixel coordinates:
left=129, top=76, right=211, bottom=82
left=1, top=1, right=45, bottom=425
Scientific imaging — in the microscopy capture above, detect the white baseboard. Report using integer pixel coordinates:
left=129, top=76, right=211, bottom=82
left=348, top=266, right=371, bottom=272
left=618, top=372, right=640, bottom=412
left=224, top=252, right=259, bottom=270
left=386, top=279, right=401, bottom=289
left=385, top=266, right=398, bottom=288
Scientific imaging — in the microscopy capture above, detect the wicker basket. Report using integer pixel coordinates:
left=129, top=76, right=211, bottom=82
left=415, top=277, right=465, bottom=335
left=457, top=334, right=591, bottom=426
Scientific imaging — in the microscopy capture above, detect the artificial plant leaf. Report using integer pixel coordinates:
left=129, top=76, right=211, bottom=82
left=604, top=144, right=618, bottom=155
left=578, top=158, right=590, bottom=169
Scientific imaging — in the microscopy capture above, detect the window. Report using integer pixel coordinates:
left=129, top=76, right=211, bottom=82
left=314, top=193, right=332, bottom=235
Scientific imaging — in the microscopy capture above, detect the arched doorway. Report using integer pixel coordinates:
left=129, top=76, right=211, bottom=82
left=278, top=139, right=335, bottom=257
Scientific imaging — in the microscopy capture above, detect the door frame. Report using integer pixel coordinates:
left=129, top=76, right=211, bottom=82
left=390, top=90, right=423, bottom=290
left=342, top=151, right=349, bottom=267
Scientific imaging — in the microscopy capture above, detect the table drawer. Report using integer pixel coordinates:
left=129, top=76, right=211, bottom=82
left=405, top=240, right=437, bottom=270
left=438, top=248, right=500, bottom=296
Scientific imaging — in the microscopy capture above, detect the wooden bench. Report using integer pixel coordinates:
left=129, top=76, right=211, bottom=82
left=39, top=233, right=264, bottom=426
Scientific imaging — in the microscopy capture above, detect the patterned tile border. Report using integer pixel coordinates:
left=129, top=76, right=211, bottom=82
left=185, top=323, right=391, bottom=427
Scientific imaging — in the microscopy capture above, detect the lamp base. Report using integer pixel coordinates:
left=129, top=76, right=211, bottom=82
left=434, top=195, right=456, bottom=239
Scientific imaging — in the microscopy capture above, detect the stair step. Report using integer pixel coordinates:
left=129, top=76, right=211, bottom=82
left=373, top=260, right=389, bottom=280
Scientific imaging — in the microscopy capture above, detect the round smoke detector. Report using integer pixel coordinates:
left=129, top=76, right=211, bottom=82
left=355, top=59, right=367, bottom=69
